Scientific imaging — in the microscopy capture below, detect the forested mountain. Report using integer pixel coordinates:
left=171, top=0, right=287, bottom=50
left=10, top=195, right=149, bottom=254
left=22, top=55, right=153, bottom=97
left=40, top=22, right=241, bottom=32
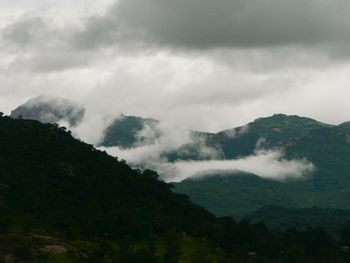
left=2, top=115, right=350, bottom=262
left=9, top=98, right=350, bottom=240
left=0, top=115, right=219, bottom=261
left=174, top=114, right=350, bottom=218
left=0, top=115, right=216, bottom=237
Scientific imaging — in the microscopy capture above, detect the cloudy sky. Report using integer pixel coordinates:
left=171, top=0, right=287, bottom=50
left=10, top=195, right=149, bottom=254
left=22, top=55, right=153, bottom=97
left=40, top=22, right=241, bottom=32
left=1, top=0, right=350, bottom=132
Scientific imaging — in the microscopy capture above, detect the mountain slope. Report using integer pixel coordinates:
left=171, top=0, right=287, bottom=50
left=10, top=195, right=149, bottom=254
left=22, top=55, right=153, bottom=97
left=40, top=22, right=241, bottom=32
left=9, top=99, right=350, bottom=222
left=1, top=115, right=350, bottom=262
left=175, top=114, right=350, bottom=218
left=205, top=114, right=332, bottom=159
left=0, top=115, right=216, bottom=239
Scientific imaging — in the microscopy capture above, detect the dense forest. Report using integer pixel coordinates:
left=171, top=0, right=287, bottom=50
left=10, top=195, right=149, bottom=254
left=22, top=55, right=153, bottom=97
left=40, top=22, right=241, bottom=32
left=1, top=114, right=350, bottom=262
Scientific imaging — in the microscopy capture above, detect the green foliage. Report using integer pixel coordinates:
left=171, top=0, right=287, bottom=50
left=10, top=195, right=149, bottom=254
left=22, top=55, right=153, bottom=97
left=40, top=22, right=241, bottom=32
left=162, top=229, right=182, bottom=263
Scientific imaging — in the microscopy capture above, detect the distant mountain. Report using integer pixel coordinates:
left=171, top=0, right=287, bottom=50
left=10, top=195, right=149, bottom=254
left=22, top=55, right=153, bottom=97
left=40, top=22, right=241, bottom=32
left=10, top=96, right=85, bottom=127
left=154, top=114, right=334, bottom=162
left=10, top=99, right=350, bottom=221
left=199, top=114, right=332, bottom=159
left=339, top=121, right=350, bottom=133
left=11, top=97, right=164, bottom=149
left=100, top=114, right=161, bottom=148
left=174, top=114, right=350, bottom=218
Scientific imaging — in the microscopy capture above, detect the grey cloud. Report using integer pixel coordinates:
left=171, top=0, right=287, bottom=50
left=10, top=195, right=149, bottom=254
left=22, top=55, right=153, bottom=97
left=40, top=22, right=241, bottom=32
left=3, top=16, right=46, bottom=48
left=80, top=0, right=350, bottom=51
left=1, top=15, right=92, bottom=72
left=73, top=16, right=118, bottom=49
left=9, top=51, right=94, bottom=72
left=3, top=0, right=350, bottom=74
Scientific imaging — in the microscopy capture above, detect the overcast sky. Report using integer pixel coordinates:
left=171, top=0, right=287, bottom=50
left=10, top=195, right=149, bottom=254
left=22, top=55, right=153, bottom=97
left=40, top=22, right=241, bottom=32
left=1, top=0, right=350, bottom=132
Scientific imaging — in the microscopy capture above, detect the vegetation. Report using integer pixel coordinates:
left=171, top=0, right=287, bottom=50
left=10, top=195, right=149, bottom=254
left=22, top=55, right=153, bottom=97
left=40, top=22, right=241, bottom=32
left=175, top=114, right=350, bottom=219
left=2, top=115, right=350, bottom=262
left=246, top=206, right=350, bottom=237
left=0, top=116, right=215, bottom=240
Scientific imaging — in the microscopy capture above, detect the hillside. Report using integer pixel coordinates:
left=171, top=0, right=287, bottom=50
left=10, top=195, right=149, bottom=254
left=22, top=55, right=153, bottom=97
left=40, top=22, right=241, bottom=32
left=2, top=115, right=350, bottom=262
left=0, top=115, right=217, bottom=237
left=0, top=115, right=224, bottom=261
left=174, top=114, right=350, bottom=218
left=9, top=99, right=350, bottom=231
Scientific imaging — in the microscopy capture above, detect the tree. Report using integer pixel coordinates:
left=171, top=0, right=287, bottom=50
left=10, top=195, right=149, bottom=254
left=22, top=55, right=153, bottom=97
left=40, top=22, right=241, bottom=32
left=163, top=229, right=182, bottom=263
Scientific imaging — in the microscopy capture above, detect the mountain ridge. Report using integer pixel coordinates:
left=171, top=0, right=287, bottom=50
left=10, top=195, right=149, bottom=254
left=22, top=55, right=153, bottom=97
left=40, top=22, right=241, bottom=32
left=9, top=97, right=350, bottom=220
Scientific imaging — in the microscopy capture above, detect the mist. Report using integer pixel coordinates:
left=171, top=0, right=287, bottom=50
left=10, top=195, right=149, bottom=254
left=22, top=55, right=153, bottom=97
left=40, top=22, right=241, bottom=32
left=101, top=141, right=315, bottom=183
left=162, top=150, right=315, bottom=182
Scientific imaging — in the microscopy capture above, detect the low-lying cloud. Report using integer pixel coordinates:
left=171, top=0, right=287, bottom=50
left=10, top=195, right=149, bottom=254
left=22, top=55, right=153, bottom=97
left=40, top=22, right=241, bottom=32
left=102, top=140, right=315, bottom=183
left=99, top=121, right=222, bottom=164
left=162, top=150, right=315, bottom=182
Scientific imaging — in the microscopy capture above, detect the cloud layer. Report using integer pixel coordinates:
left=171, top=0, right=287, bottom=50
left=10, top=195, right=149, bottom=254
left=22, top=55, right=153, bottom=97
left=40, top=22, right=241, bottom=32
left=105, top=0, right=350, bottom=52
left=103, top=143, right=315, bottom=183
left=1, top=0, right=350, bottom=136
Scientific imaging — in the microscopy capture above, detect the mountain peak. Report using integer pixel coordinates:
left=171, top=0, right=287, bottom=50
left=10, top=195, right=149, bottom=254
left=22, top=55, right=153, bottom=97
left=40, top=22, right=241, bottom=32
left=10, top=96, right=85, bottom=127
left=254, top=113, right=315, bottom=123
left=251, top=113, right=331, bottom=129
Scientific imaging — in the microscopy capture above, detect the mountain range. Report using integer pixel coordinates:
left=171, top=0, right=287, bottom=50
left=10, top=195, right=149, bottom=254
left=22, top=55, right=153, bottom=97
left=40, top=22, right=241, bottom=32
left=10, top=96, right=350, bottom=220
left=2, top=98, right=350, bottom=261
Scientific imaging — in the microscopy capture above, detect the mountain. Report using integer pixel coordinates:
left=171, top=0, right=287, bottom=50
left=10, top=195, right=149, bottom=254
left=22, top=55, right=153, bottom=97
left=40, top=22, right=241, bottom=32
left=1, top=115, right=350, bottom=262
left=9, top=99, right=350, bottom=224
left=167, top=114, right=329, bottom=161
left=339, top=121, right=350, bottom=133
left=0, top=115, right=216, bottom=237
left=0, top=115, right=221, bottom=262
left=174, top=114, right=350, bottom=218
left=10, top=96, right=85, bottom=127
left=205, top=114, right=330, bottom=159
left=11, top=96, right=163, bottom=149
left=100, top=114, right=161, bottom=148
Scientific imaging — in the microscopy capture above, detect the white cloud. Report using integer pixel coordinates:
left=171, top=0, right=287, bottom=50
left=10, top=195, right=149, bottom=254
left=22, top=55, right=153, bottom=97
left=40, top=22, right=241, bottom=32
left=163, top=149, right=315, bottom=182
left=102, top=143, right=315, bottom=183
left=99, top=121, right=194, bottom=164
